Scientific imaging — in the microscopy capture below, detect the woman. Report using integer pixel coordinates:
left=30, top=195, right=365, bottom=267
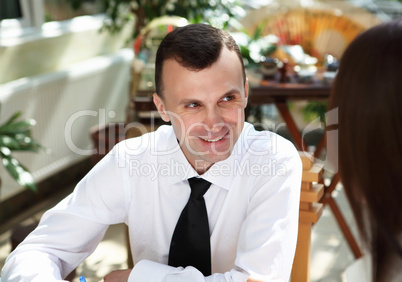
left=329, top=18, right=402, bottom=281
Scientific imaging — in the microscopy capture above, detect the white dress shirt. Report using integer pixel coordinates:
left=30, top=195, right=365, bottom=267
left=1, top=122, right=302, bottom=282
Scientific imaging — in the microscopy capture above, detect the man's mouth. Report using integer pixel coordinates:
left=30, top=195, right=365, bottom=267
left=200, top=136, right=225, bottom=143
left=199, top=131, right=228, bottom=143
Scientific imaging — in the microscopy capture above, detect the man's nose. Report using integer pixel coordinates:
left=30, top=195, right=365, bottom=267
left=204, top=106, right=224, bottom=132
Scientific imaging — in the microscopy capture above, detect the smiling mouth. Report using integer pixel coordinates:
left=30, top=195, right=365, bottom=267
left=200, top=136, right=225, bottom=143
left=199, top=131, right=228, bottom=143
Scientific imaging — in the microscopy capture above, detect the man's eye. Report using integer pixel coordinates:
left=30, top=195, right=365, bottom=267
left=222, top=95, right=234, bottom=102
left=186, top=102, right=200, bottom=108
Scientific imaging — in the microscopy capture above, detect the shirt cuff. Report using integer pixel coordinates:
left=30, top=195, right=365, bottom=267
left=129, top=259, right=183, bottom=282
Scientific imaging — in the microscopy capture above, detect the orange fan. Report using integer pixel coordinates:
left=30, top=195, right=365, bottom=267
left=243, top=7, right=381, bottom=63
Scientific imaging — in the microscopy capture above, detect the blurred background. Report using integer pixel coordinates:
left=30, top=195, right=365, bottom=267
left=0, top=0, right=401, bottom=281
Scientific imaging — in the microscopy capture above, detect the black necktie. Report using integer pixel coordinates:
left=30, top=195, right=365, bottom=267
left=168, top=177, right=212, bottom=276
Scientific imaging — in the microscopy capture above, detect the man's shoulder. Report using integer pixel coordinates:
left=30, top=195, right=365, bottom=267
left=239, top=123, right=298, bottom=160
left=113, top=125, right=175, bottom=156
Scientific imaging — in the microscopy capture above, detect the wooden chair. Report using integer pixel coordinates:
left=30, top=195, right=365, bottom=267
left=291, top=152, right=324, bottom=282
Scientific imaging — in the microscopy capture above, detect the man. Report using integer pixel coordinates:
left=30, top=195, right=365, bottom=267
left=2, top=24, right=302, bottom=281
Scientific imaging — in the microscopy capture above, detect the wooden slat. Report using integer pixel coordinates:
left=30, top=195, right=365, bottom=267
left=301, top=164, right=324, bottom=183
left=300, top=184, right=324, bottom=203
left=301, top=182, right=312, bottom=191
left=299, top=202, right=312, bottom=210
left=299, top=203, right=324, bottom=223
left=299, top=152, right=313, bottom=170
left=291, top=222, right=312, bottom=282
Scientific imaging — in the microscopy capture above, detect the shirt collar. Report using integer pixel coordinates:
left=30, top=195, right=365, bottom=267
left=162, top=127, right=198, bottom=185
left=162, top=123, right=251, bottom=190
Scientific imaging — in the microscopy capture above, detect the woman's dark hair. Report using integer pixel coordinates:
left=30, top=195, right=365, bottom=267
left=329, top=18, right=402, bottom=281
left=155, top=23, right=246, bottom=98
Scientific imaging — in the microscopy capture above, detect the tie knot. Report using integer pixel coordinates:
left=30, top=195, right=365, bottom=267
left=188, top=177, right=211, bottom=199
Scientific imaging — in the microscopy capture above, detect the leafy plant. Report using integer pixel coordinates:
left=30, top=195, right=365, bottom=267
left=0, top=106, right=43, bottom=191
left=68, top=0, right=243, bottom=38
left=236, top=22, right=279, bottom=68
left=301, top=101, right=328, bottom=125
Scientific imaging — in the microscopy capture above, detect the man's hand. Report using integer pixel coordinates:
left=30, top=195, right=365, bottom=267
left=104, top=269, right=132, bottom=281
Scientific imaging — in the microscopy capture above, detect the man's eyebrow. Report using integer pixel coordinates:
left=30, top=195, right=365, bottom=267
left=220, top=88, right=241, bottom=98
left=178, top=89, right=242, bottom=106
left=179, top=98, right=202, bottom=106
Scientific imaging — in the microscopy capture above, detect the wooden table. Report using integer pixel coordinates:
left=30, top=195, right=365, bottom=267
left=249, top=80, right=330, bottom=153
left=249, top=79, right=363, bottom=264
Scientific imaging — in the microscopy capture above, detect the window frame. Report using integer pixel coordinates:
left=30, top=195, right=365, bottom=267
left=0, top=0, right=44, bottom=37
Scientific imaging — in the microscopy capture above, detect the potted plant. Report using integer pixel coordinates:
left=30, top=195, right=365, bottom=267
left=0, top=105, right=42, bottom=192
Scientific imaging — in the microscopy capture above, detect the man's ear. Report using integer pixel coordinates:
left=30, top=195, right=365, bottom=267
left=243, top=78, right=249, bottom=108
left=153, top=93, right=170, bottom=122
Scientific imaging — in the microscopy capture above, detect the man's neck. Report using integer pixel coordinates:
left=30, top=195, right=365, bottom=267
left=193, top=160, right=214, bottom=175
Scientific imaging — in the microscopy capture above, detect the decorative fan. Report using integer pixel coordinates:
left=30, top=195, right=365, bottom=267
left=242, top=6, right=381, bottom=63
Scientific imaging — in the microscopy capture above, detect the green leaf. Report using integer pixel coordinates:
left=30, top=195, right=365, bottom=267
left=0, top=135, right=41, bottom=152
left=12, top=134, right=42, bottom=151
left=2, top=156, right=19, bottom=180
left=0, top=146, right=11, bottom=157
left=3, top=111, right=22, bottom=126
left=1, top=154, right=37, bottom=192
left=302, top=101, right=328, bottom=124
left=0, top=106, right=42, bottom=191
left=0, top=136, right=20, bottom=150
left=0, top=119, right=36, bottom=134
left=253, top=23, right=264, bottom=41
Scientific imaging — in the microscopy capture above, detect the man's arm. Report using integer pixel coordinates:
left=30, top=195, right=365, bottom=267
left=1, top=214, right=108, bottom=281
left=1, top=147, right=130, bottom=281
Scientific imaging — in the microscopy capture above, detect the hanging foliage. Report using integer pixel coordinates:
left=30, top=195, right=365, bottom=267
left=0, top=106, right=43, bottom=191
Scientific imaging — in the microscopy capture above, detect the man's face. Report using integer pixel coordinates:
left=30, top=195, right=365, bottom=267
left=154, top=47, right=248, bottom=174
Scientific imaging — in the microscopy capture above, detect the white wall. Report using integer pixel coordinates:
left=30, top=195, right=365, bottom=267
left=0, top=15, right=135, bottom=200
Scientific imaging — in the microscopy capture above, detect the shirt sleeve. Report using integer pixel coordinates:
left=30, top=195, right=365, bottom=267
left=1, top=147, right=131, bottom=281
left=129, top=143, right=302, bottom=282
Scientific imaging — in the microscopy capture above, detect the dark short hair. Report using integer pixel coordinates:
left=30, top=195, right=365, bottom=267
left=329, top=18, right=402, bottom=281
left=155, top=23, right=246, bottom=98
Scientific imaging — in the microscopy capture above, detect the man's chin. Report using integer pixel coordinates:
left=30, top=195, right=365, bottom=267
left=196, top=151, right=232, bottom=166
